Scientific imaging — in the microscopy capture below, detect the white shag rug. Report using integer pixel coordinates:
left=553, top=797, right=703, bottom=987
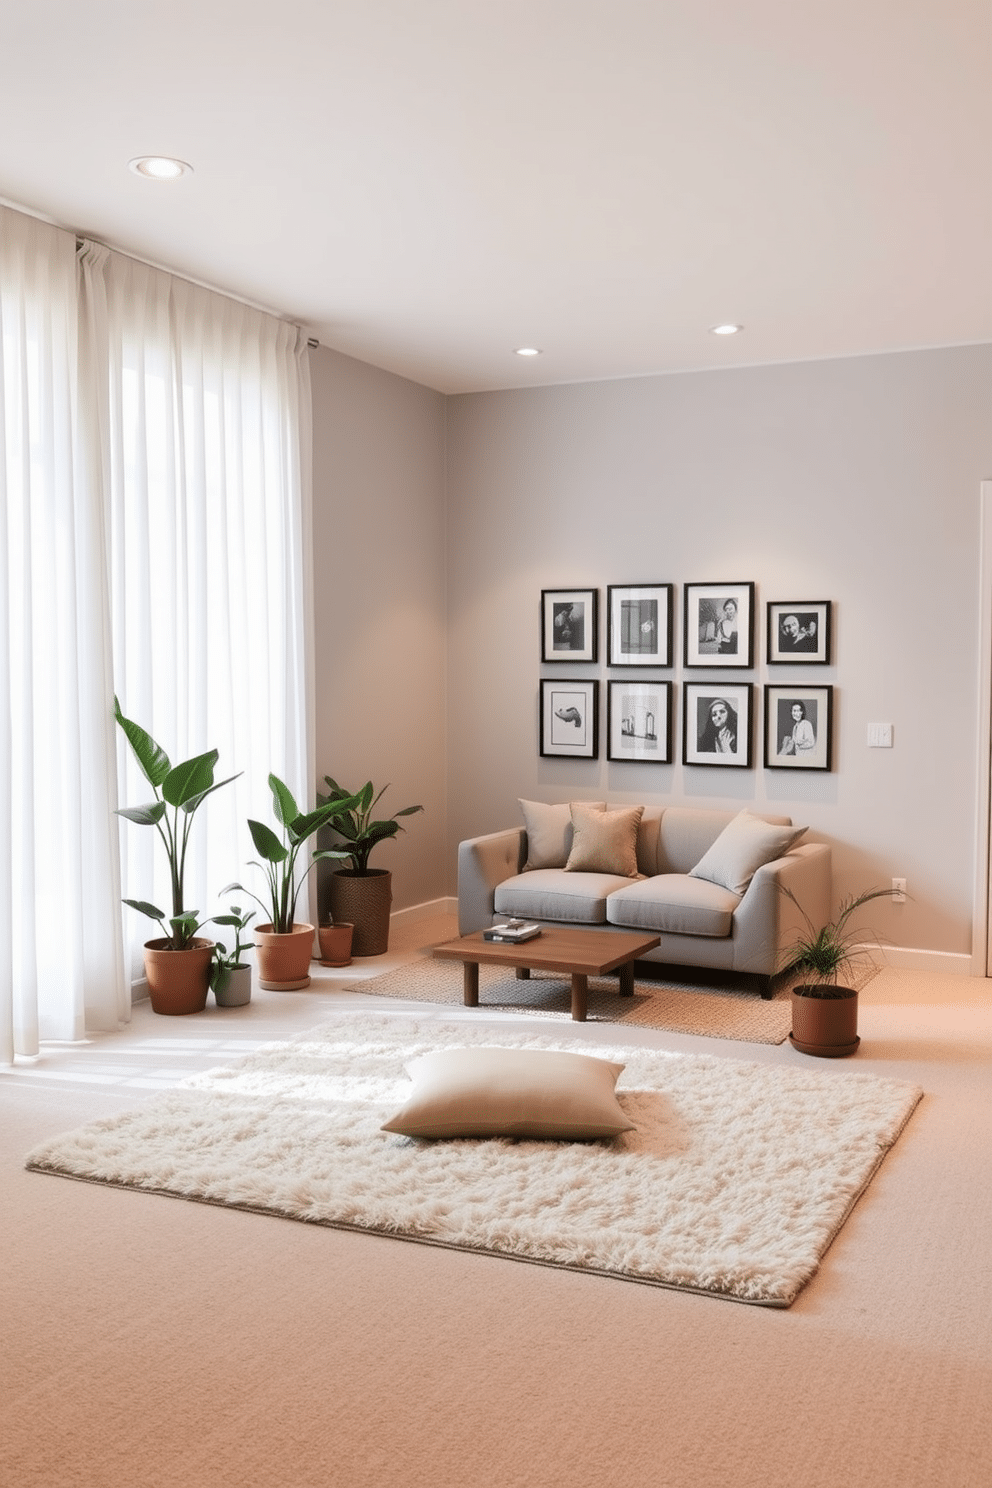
left=25, top=1013, right=922, bottom=1307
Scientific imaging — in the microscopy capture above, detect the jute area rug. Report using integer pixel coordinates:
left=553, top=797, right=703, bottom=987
left=26, top=1012, right=921, bottom=1307
left=350, top=955, right=815, bottom=1043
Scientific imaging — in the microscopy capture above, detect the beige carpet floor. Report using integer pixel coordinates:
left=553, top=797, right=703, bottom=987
left=3, top=933, right=990, bottom=1488
left=348, top=954, right=814, bottom=1042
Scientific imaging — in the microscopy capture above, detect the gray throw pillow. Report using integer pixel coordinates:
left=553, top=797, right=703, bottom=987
left=689, top=809, right=806, bottom=895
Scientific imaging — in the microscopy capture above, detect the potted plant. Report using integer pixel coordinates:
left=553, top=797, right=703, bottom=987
left=114, top=698, right=242, bottom=1015
left=317, top=919, right=355, bottom=967
left=224, top=773, right=362, bottom=990
left=781, top=885, right=897, bottom=1056
left=320, top=777, right=424, bottom=955
left=210, top=904, right=256, bottom=1007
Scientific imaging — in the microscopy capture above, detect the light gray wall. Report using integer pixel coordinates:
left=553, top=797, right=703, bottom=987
left=309, top=346, right=447, bottom=912
left=445, top=346, right=992, bottom=960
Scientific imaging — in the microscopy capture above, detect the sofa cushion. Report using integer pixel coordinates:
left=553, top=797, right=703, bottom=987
left=495, top=869, right=633, bottom=924
left=689, top=809, right=807, bottom=895
left=565, top=802, right=644, bottom=877
left=606, top=874, right=740, bottom=938
left=380, top=1047, right=634, bottom=1140
left=519, top=799, right=606, bottom=870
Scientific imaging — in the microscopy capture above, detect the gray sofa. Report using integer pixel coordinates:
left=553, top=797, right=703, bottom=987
left=457, top=802, right=831, bottom=998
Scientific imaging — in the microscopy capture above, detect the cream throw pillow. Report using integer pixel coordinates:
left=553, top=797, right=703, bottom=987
left=381, top=1047, right=634, bottom=1140
left=689, top=809, right=806, bottom=895
left=565, top=802, right=644, bottom=877
left=519, top=799, right=606, bottom=870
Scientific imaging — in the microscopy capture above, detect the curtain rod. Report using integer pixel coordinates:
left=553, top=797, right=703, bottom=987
left=1, top=190, right=305, bottom=332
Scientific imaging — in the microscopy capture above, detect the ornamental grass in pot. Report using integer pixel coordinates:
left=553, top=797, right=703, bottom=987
left=782, top=885, right=897, bottom=1057
left=114, top=698, right=241, bottom=1016
left=320, top=778, right=424, bottom=956
left=225, top=774, right=362, bottom=990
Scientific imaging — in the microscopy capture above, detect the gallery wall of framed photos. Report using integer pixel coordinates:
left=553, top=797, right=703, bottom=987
left=539, top=584, right=835, bottom=772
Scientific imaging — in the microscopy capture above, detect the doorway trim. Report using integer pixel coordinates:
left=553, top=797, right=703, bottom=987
left=973, top=481, right=992, bottom=974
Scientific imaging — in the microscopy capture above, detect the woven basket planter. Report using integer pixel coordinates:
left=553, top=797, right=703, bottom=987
left=328, top=870, right=392, bottom=956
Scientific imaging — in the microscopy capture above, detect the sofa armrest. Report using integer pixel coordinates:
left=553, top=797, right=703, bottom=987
left=731, top=842, right=832, bottom=975
left=457, top=828, right=527, bottom=934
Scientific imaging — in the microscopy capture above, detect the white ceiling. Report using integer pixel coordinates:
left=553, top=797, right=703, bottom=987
left=2, top=2, right=990, bottom=394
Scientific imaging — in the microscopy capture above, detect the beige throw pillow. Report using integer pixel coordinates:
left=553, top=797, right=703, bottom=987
left=689, top=809, right=807, bottom=895
left=565, top=802, right=644, bottom=877
left=381, top=1046, right=634, bottom=1140
left=519, top=799, right=606, bottom=870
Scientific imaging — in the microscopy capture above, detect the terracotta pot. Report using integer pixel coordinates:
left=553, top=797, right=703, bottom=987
left=318, top=922, right=354, bottom=967
left=254, top=923, right=315, bottom=990
left=213, top=964, right=252, bottom=1007
left=143, top=938, right=213, bottom=1016
left=327, top=870, right=392, bottom=956
left=790, top=984, right=860, bottom=1056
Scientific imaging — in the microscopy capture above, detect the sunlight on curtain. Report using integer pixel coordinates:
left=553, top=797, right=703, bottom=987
left=0, top=208, right=126, bottom=1061
left=78, top=247, right=314, bottom=971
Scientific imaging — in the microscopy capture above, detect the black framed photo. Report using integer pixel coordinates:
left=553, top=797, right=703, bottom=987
left=764, top=685, right=833, bottom=771
left=540, top=679, right=599, bottom=758
left=683, top=682, right=753, bottom=768
left=684, top=582, right=755, bottom=668
left=607, top=584, right=673, bottom=668
left=607, top=679, right=673, bottom=763
left=767, top=601, right=831, bottom=665
left=541, top=588, right=598, bottom=663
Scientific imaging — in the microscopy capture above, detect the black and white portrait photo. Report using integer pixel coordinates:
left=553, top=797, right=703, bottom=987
left=607, top=584, right=673, bottom=667
left=682, top=682, right=752, bottom=767
left=541, top=588, right=598, bottom=663
left=540, top=679, right=599, bottom=757
left=607, top=680, right=672, bottom=762
left=764, top=685, right=833, bottom=770
left=766, top=601, right=832, bottom=665
left=684, top=582, right=754, bottom=669
left=553, top=602, right=585, bottom=651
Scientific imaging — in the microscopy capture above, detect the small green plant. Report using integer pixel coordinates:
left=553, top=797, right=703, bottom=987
left=114, top=698, right=241, bottom=949
left=781, top=884, right=898, bottom=998
left=209, top=904, right=256, bottom=995
left=320, top=777, right=424, bottom=874
left=225, top=774, right=364, bottom=934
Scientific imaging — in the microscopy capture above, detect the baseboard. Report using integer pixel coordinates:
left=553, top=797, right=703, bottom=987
left=390, top=895, right=458, bottom=927
left=865, top=943, right=976, bottom=977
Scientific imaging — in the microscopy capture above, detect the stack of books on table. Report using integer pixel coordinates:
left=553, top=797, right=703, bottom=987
left=483, top=920, right=542, bottom=944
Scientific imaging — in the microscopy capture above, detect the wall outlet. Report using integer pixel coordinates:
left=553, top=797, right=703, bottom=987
left=892, top=877, right=907, bottom=903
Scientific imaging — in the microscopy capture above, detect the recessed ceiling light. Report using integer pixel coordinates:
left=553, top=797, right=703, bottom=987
left=513, top=346, right=542, bottom=357
left=128, top=156, right=193, bottom=181
left=710, top=323, right=743, bottom=336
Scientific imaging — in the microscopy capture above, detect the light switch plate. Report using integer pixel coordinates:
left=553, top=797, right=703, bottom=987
left=867, top=722, right=893, bottom=748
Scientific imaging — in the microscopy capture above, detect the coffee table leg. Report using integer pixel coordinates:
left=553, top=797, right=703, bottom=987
left=516, top=966, right=530, bottom=980
left=618, top=960, right=635, bottom=996
left=463, top=961, right=479, bottom=1007
left=570, top=972, right=588, bottom=1021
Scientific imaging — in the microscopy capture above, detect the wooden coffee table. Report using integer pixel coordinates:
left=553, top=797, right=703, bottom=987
left=432, top=925, right=661, bottom=1021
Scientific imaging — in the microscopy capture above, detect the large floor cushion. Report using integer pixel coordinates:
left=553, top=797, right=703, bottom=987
left=606, top=875, right=741, bottom=938
left=494, top=870, right=635, bottom=925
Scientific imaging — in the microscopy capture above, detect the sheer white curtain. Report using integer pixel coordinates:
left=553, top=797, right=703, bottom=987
left=0, top=203, right=313, bottom=1063
left=78, top=245, right=314, bottom=974
left=0, top=207, right=126, bottom=1061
